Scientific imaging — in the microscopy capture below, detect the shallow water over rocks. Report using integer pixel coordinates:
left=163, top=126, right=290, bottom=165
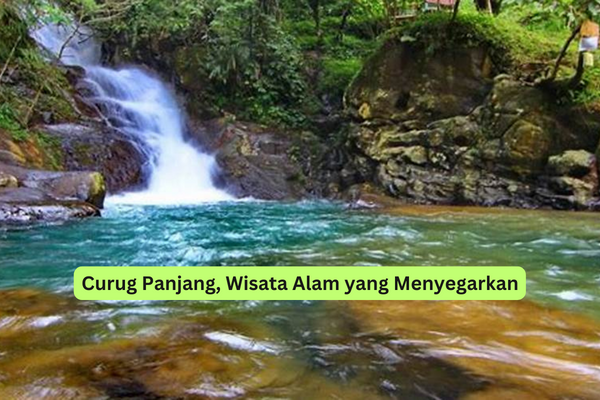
left=1, top=202, right=600, bottom=398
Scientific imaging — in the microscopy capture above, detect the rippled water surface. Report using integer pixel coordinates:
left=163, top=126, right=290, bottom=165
left=1, top=202, right=600, bottom=398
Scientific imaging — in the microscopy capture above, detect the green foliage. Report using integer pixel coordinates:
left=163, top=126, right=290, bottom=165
left=570, top=62, right=600, bottom=104
left=319, top=58, right=362, bottom=100
left=0, top=1, right=77, bottom=145
left=390, top=8, right=567, bottom=71
left=95, top=0, right=314, bottom=127
left=95, top=0, right=207, bottom=45
left=504, top=0, right=600, bottom=26
left=0, top=104, right=28, bottom=142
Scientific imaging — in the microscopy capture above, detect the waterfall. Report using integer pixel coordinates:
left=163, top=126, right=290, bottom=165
left=30, top=22, right=232, bottom=205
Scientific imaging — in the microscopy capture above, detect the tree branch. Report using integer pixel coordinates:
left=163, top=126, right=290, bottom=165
left=548, top=23, right=582, bottom=82
left=0, top=35, right=21, bottom=83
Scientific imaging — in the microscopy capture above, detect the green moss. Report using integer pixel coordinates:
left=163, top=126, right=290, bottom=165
left=89, top=172, right=106, bottom=199
left=387, top=10, right=567, bottom=73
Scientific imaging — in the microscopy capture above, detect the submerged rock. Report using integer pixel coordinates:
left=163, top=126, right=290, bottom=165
left=342, top=300, right=600, bottom=399
left=0, top=289, right=486, bottom=399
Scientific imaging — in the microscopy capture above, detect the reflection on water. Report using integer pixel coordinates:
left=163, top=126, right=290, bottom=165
left=1, top=202, right=600, bottom=398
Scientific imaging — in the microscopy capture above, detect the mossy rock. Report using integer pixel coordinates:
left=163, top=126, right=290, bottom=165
left=502, top=120, right=552, bottom=176
left=346, top=41, right=493, bottom=123
left=547, top=150, right=597, bottom=178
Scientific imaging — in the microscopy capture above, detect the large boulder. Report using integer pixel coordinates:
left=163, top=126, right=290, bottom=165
left=39, top=123, right=145, bottom=193
left=0, top=122, right=145, bottom=195
left=547, top=150, right=597, bottom=178
left=189, top=119, right=326, bottom=200
left=0, top=163, right=105, bottom=224
left=546, top=150, right=598, bottom=208
left=345, top=42, right=493, bottom=124
left=0, top=185, right=100, bottom=224
left=1, top=164, right=106, bottom=208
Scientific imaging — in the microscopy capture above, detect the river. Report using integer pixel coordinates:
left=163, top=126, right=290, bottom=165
left=1, top=202, right=600, bottom=398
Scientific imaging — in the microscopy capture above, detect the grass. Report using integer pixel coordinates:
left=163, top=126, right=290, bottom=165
left=383, top=2, right=600, bottom=109
left=389, top=8, right=567, bottom=72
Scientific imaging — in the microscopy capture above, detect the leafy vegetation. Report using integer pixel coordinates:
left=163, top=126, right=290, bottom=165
left=4, top=0, right=600, bottom=130
left=0, top=2, right=78, bottom=143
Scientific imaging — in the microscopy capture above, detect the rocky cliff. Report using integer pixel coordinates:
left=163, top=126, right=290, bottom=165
left=344, top=37, right=600, bottom=211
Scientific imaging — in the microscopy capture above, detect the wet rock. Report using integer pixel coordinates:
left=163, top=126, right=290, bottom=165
left=547, top=150, right=597, bottom=178
left=344, top=36, right=600, bottom=210
left=0, top=202, right=100, bottom=224
left=343, top=300, right=600, bottom=399
left=40, top=123, right=145, bottom=193
left=0, top=288, right=491, bottom=399
left=0, top=121, right=145, bottom=195
left=1, top=164, right=106, bottom=208
left=501, top=120, right=552, bottom=177
left=0, top=163, right=105, bottom=223
left=545, top=150, right=599, bottom=207
left=0, top=187, right=53, bottom=203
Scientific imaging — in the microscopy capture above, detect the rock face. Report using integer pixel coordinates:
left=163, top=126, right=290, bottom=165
left=189, top=119, right=326, bottom=200
left=345, top=42, right=600, bottom=210
left=40, top=123, right=146, bottom=193
left=1, top=164, right=106, bottom=207
left=0, top=122, right=145, bottom=194
left=346, top=43, right=493, bottom=123
left=0, top=120, right=144, bottom=223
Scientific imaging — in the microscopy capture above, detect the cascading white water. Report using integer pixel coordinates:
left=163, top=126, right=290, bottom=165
left=31, top=22, right=232, bottom=205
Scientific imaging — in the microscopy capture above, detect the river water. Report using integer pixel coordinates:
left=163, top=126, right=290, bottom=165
left=1, top=202, right=600, bottom=398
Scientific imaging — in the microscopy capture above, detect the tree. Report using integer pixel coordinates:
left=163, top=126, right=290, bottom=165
left=545, top=0, right=600, bottom=85
left=475, top=0, right=502, bottom=14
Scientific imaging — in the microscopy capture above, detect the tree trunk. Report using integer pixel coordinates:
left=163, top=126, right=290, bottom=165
left=451, top=0, right=462, bottom=23
left=569, top=52, right=586, bottom=89
left=308, top=0, right=322, bottom=46
left=475, top=0, right=502, bottom=14
left=337, top=3, right=353, bottom=42
left=548, top=23, right=582, bottom=82
left=485, top=0, right=494, bottom=14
